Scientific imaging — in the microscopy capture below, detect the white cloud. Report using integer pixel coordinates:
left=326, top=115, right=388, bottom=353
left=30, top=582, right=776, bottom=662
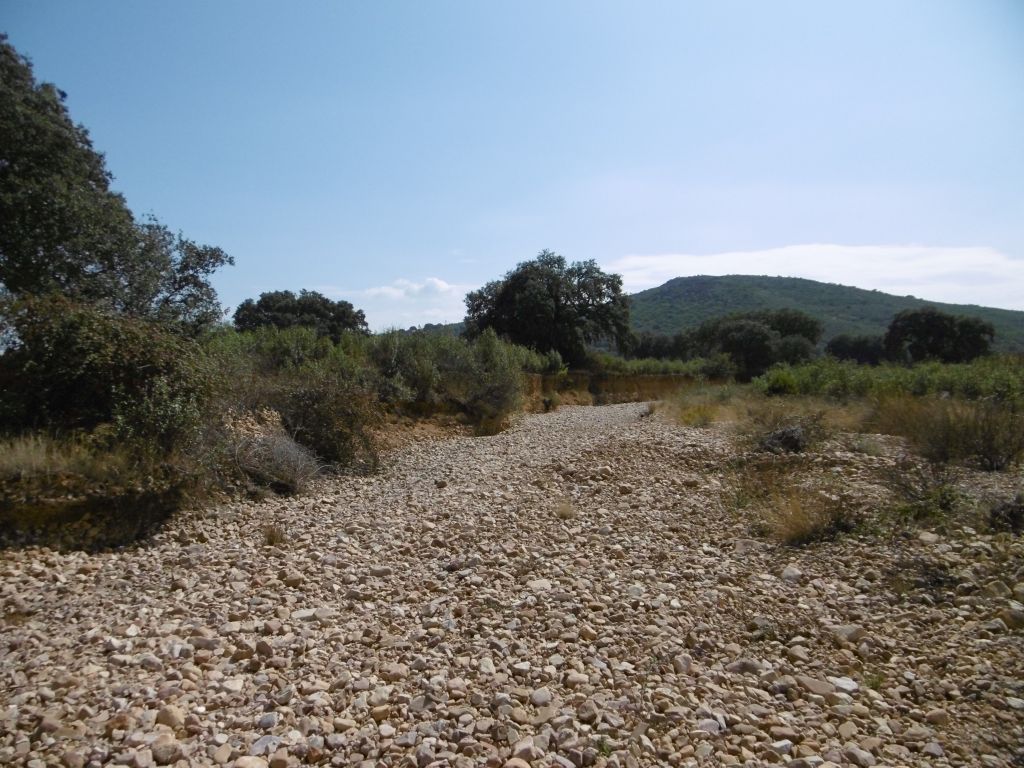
left=605, top=244, right=1024, bottom=311
left=320, top=277, right=472, bottom=331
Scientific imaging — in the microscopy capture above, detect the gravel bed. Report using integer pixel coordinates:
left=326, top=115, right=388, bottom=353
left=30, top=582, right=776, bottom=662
left=2, top=403, right=1023, bottom=767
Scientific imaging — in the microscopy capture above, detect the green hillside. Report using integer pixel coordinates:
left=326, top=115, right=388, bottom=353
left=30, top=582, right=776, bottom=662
left=629, top=275, right=1024, bottom=352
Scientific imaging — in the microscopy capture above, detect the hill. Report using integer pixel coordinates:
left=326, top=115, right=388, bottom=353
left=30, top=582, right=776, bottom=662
left=629, top=275, right=1024, bottom=351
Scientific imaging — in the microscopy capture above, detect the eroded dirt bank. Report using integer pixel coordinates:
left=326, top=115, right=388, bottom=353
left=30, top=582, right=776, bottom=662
left=2, top=404, right=1023, bottom=767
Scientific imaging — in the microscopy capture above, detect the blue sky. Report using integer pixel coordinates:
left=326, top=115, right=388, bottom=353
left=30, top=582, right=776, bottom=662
left=5, top=1, right=1023, bottom=328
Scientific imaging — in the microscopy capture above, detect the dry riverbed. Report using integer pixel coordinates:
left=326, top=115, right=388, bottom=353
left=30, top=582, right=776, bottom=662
left=2, top=404, right=1023, bottom=767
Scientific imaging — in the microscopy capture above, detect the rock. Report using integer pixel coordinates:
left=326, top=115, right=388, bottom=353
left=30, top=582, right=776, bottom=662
left=155, top=705, right=185, bottom=731
left=530, top=687, right=553, bottom=707
left=150, top=736, right=182, bottom=766
left=782, top=564, right=803, bottom=583
left=843, top=746, right=876, bottom=767
left=925, top=708, right=948, bottom=725
left=235, top=759, right=269, bottom=768
left=796, top=676, right=835, bottom=697
left=922, top=742, right=944, bottom=757
left=828, top=676, right=859, bottom=694
left=577, top=700, right=600, bottom=723
left=762, top=426, right=808, bottom=454
left=527, top=578, right=552, bottom=592
left=833, top=624, right=866, bottom=643
left=999, top=607, right=1024, bottom=630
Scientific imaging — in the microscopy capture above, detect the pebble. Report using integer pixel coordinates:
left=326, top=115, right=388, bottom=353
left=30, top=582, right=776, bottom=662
left=1, top=404, right=1021, bottom=768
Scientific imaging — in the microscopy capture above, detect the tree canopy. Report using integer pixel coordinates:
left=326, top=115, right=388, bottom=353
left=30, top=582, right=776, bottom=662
left=233, top=290, right=368, bottom=341
left=0, top=35, right=231, bottom=332
left=884, top=307, right=994, bottom=364
left=463, top=250, right=630, bottom=365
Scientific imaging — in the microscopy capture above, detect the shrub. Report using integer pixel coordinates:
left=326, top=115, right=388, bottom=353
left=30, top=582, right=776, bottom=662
left=0, top=295, right=206, bottom=453
left=872, top=395, right=1024, bottom=471
left=233, top=432, right=320, bottom=495
left=461, top=328, right=525, bottom=431
left=743, top=400, right=828, bottom=454
left=884, top=458, right=962, bottom=522
left=271, top=361, right=381, bottom=470
left=988, top=493, right=1024, bottom=534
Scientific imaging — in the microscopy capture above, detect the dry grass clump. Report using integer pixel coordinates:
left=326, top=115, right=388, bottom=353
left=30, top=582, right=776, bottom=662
left=553, top=498, right=576, bottom=520
left=763, top=485, right=860, bottom=546
left=727, top=457, right=861, bottom=546
left=871, top=395, right=1024, bottom=471
left=665, top=384, right=745, bottom=427
left=0, top=434, right=141, bottom=485
left=262, top=523, right=287, bottom=546
left=224, top=409, right=321, bottom=495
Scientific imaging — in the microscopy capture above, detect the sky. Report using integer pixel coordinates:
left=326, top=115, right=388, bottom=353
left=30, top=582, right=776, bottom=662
left=5, top=1, right=1024, bottom=329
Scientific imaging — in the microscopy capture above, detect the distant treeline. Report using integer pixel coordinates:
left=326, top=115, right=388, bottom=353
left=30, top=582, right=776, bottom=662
left=627, top=306, right=995, bottom=381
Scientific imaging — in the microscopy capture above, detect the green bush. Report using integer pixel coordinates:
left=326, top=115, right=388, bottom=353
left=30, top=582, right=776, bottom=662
left=753, top=356, right=1024, bottom=403
left=0, top=295, right=205, bottom=453
left=202, top=327, right=382, bottom=470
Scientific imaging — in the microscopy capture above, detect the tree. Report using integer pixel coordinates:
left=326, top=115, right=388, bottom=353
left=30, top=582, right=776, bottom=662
left=233, top=289, right=368, bottom=341
left=826, top=334, right=885, bottom=365
left=464, top=250, right=630, bottom=365
left=0, top=35, right=231, bottom=331
left=884, top=307, right=994, bottom=364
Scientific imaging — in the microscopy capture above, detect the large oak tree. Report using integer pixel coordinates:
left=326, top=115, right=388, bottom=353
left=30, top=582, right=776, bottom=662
left=464, top=250, right=630, bottom=366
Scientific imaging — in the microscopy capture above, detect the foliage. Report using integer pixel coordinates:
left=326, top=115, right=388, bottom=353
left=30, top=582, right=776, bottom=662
left=884, top=458, right=962, bottom=522
left=871, top=395, right=1024, bottom=471
left=628, top=274, right=1024, bottom=353
left=0, top=295, right=205, bottom=453
left=203, top=327, right=382, bottom=469
left=988, top=493, right=1024, bottom=535
left=233, top=289, right=368, bottom=342
left=0, top=36, right=232, bottom=331
left=464, top=250, right=631, bottom=366
left=752, top=356, right=1024, bottom=402
left=683, top=309, right=820, bottom=381
left=884, top=307, right=994, bottom=364
left=826, top=334, right=885, bottom=365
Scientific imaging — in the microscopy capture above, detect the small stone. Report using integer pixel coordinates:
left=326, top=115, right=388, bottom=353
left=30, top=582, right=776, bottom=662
left=250, top=735, right=279, bottom=756
left=378, top=723, right=396, bottom=739
left=796, top=675, right=835, bottom=697
left=257, top=712, right=279, bottom=730
left=925, top=709, right=948, bottom=725
left=577, top=700, right=600, bottom=723
left=212, top=744, right=233, bottom=764
left=235, top=759, right=269, bottom=768
left=527, top=578, right=552, bottom=592
left=922, top=742, right=944, bottom=758
left=530, top=687, right=553, bottom=707
left=828, top=676, right=859, bottom=694
left=782, top=564, right=803, bottom=583
left=155, top=705, right=185, bottom=731
left=833, top=624, right=866, bottom=643
left=150, top=737, right=182, bottom=766
left=843, top=746, right=876, bottom=767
